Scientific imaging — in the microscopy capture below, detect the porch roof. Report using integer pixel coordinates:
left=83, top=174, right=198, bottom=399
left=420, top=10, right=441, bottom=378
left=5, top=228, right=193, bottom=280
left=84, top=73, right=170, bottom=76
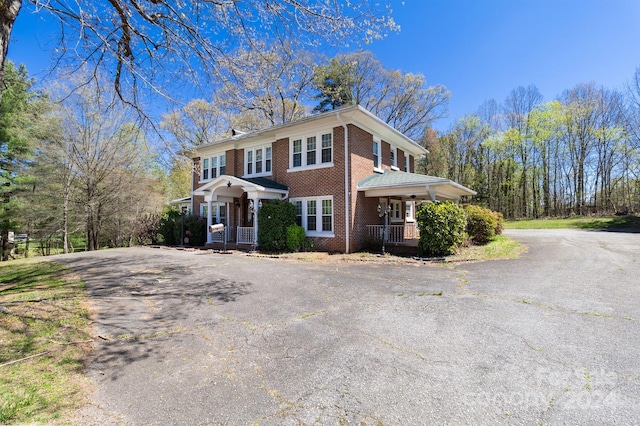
left=357, top=170, right=476, bottom=201
left=194, top=175, right=289, bottom=202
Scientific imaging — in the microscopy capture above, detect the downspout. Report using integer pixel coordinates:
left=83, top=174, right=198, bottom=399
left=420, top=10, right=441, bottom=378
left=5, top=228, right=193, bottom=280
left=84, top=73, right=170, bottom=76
left=337, top=112, right=350, bottom=254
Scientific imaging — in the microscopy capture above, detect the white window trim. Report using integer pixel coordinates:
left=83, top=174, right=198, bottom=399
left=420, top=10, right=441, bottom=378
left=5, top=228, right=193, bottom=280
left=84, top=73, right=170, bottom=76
left=389, top=200, right=403, bottom=223
left=405, top=201, right=415, bottom=222
left=390, top=146, right=399, bottom=171
left=287, top=131, right=334, bottom=172
left=404, top=154, right=409, bottom=172
left=244, top=143, right=273, bottom=178
left=290, top=196, right=335, bottom=237
left=199, top=152, right=226, bottom=183
left=373, top=139, right=383, bottom=173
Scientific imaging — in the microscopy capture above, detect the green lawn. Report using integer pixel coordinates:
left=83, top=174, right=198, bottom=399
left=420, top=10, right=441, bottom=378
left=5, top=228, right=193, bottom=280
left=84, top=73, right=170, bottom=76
left=504, top=215, right=640, bottom=230
left=0, top=259, right=92, bottom=424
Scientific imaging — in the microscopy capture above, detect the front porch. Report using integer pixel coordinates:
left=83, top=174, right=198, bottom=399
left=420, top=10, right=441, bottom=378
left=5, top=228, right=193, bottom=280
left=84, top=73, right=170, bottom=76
left=366, top=223, right=419, bottom=246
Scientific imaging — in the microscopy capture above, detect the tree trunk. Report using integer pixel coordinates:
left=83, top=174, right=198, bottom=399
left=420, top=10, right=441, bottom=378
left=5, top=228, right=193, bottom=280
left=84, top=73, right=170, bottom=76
left=0, top=0, right=22, bottom=102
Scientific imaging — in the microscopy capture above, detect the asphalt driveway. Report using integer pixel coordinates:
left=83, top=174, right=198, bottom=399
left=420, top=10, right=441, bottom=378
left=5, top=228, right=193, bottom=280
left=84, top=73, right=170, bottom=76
left=52, top=229, right=640, bottom=425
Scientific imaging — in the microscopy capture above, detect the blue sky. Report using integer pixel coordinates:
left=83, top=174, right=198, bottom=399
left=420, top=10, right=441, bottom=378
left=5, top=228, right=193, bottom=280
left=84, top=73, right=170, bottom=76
left=9, top=0, right=640, bottom=131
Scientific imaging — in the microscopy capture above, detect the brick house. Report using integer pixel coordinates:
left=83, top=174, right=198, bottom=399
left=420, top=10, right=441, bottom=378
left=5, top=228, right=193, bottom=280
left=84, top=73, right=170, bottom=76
left=186, top=105, right=475, bottom=253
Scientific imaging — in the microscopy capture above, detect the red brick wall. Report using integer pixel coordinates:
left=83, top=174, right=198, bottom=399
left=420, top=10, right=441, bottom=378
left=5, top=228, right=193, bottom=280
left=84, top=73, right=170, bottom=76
left=348, top=125, right=380, bottom=252
left=274, top=127, right=346, bottom=252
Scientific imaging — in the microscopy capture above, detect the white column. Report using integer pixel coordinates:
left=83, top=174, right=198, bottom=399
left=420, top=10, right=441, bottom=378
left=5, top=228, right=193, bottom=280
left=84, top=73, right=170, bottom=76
left=206, top=199, right=213, bottom=244
left=252, top=198, right=259, bottom=248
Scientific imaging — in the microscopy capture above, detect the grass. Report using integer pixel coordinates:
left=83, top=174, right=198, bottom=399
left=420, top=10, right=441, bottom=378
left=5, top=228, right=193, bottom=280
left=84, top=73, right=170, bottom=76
left=448, top=235, right=527, bottom=263
left=504, top=214, right=640, bottom=230
left=0, top=259, right=93, bottom=424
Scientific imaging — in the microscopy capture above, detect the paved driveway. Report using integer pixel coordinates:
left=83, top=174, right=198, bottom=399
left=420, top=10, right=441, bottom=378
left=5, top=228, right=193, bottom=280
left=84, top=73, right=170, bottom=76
left=53, top=229, right=640, bottom=425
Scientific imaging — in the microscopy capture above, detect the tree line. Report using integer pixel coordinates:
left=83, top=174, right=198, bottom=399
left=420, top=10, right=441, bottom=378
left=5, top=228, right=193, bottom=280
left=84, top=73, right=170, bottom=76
left=420, top=79, right=640, bottom=219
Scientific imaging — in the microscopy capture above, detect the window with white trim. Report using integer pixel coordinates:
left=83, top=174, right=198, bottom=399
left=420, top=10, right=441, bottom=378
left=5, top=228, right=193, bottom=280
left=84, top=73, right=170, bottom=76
left=245, top=144, right=272, bottom=177
left=290, top=196, right=334, bottom=236
left=289, top=131, right=333, bottom=170
left=405, top=201, right=415, bottom=222
left=202, top=158, right=209, bottom=180
left=201, top=153, right=226, bottom=181
left=389, top=200, right=403, bottom=223
left=404, top=154, right=409, bottom=172
left=390, top=147, right=398, bottom=169
left=373, top=140, right=381, bottom=170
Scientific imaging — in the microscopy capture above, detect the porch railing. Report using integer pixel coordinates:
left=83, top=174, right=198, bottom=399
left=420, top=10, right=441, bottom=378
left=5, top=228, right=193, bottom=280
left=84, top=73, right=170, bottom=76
left=366, top=223, right=418, bottom=244
left=211, top=226, right=234, bottom=243
left=236, top=227, right=255, bottom=245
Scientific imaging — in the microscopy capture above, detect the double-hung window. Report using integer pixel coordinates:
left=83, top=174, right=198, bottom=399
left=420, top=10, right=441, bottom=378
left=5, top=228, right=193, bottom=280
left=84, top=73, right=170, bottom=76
left=245, top=144, right=272, bottom=177
left=373, top=140, right=381, bottom=170
left=390, top=147, right=398, bottom=169
left=202, top=158, right=209, bottom=180
left=290, top=131, right=332, bottom=170
left=201, top=153, right=226, bottom=181
left=290, top=196, right=333, bottom=236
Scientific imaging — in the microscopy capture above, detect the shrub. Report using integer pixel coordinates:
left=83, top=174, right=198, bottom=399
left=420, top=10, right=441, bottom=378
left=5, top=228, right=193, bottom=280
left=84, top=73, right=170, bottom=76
left=464, top=204, right=498, bottom=245
left=286, top=225, right=306, bottom=252
left=463, top=205, right=504, bottom=245
left=257, top=200, right=296, bottom=252
left=416, top=201, right=466, bottom=257
left=158, top=208, right=206, bottom=246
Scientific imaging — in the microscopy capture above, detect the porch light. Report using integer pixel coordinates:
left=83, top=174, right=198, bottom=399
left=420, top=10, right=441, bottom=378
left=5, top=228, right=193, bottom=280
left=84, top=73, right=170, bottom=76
left=227, top=180, right=232, bottom=188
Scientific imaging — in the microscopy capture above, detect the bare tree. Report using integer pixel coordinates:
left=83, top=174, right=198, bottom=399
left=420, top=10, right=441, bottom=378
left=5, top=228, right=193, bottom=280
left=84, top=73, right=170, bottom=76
left=3, top=1, right=398, bottom=104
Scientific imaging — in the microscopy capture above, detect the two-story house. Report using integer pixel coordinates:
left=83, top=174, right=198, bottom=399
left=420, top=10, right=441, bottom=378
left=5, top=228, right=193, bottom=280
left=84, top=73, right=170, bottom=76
left=186, top=104, right=475, bottom=253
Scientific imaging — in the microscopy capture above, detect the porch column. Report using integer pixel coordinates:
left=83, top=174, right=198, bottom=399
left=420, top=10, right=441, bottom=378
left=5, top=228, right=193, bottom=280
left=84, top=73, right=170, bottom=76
left=206, top=199, right=213, bottom=244
left=252, top=197, right=260, bottom=248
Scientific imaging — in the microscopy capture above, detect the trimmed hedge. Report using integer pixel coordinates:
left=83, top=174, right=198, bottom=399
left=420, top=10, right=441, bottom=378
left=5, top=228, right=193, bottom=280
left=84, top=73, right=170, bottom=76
left=416, top=201, right=466, bottom=257
left=257, top=200, right=296, bottom=252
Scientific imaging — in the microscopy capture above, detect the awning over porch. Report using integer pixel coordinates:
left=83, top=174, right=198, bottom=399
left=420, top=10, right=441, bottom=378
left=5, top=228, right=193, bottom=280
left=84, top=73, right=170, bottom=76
left=357, top=170, right=476, bottom=201
left=194, top=175, right=289, bottom=202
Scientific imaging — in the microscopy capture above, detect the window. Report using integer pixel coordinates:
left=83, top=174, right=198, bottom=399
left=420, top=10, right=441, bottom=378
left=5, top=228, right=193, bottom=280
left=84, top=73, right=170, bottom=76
left=290, top=131, right=333, bottom=170
left=404, top=154, right=409, bottom=172
left=211, top=157, right=218, bottom=178
left=373, top=140, right=381, bottom=170
left=390, top=147, right=397, bottom=169
left=293, top=139, right=302, bottom=167
left=307, top=200, right=317, bottom=231
left=390, top=200, right=403, bottom=222
left=245, top=144, right=272, bottom=177
left=201, top=154, right=226, bottom=181
left=265, top=147, right=272, bottom=173
left=321, top=133, right=332, bottom=163
left=219, top=154, right=226, bottom=175
left=406, top=201, right=415, bottom=222
left=202, top=158, right=209, bottom=180
left=293, top=200, right=302, bottom=226
left=322, top=199, right=332, bottom=231
left=256, top=148, right=263, bottom=173
left=306, top=137, right=316, bottom=166
left=290, top=196, right=334, bottom=236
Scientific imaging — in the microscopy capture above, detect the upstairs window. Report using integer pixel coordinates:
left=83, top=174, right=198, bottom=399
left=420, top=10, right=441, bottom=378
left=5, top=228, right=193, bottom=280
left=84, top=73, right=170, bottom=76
left=245, top=145, right=271, bottom=177
left=404, top=154, right=409, bottom=172
left=373, top=140, right=381, bottom=170
left=202, top=158, right=209, bottom=180
left=290, top=131, right=333, bottom=170
left=321, top=133, right=332, bottom=163
left=201, top=153, right=226, bottom=181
